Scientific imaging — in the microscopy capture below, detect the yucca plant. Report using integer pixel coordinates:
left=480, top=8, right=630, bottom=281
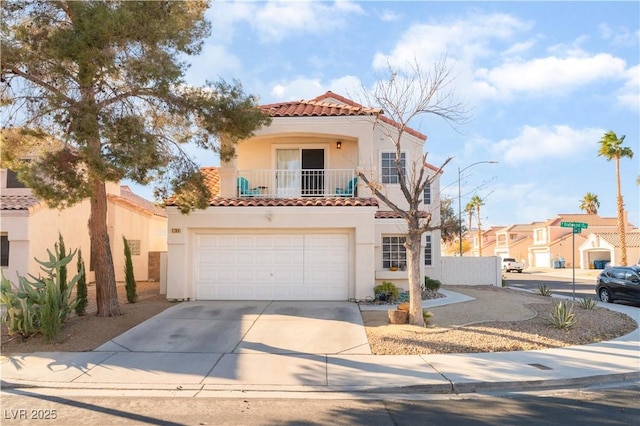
left=538, top=284, right=552, bottom=296
left=578, top=297, right=598, bottom=310
left=548, top=301, right=577, bottom=329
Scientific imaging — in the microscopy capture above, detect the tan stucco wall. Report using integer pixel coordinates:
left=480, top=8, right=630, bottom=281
left=1, top=187, right=167, bottom=284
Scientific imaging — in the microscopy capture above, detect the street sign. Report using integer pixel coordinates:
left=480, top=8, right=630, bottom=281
left=560, top=221, right=588, bottom=234
left=559, top=222, right=589, bottom=300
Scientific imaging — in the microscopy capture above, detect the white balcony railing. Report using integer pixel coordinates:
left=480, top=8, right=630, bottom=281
left=236, top=169, right=357, bottom=198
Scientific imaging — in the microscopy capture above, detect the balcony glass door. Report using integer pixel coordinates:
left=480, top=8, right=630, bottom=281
left=301, top=149, right=325, bottom=196
left=276, top=149, right=300, bottom=197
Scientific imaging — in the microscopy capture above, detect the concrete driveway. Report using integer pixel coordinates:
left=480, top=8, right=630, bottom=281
left=95, top=300, right=372, bottom=355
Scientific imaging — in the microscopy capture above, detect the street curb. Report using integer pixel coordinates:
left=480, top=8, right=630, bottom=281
left=3, top=372, right=640, bottom=396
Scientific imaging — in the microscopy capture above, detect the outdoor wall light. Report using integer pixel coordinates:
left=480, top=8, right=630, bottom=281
left=336, top=141, right=342, bottom=149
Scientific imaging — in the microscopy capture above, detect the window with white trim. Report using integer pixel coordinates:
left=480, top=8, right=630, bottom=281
left=424, top=234, right=432, bottom=266
left=382, top=236, right=406, bottom=269
left=1, top=235, right=9, bottom=267
left=423, top=184, right=431, bottom=205
left=381, top=152, right=406, bottom=184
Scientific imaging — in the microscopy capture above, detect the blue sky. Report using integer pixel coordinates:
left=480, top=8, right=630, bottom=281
left=134, top=1, right=640, bottom=228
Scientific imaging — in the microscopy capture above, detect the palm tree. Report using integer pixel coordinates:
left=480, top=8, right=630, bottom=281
left=579, top=192, right=600, bottom=214
left=468, top=195, right=485, bottom=256
left=598, top=131, right=634, bottom=265
left=464, top=201, right=475, bottom=255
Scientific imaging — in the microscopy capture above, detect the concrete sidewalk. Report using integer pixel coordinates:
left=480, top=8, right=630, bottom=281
left=1, top=289, right=638, bottom=397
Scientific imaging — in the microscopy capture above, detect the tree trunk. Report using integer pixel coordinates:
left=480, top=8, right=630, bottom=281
left=406, top=230, right=424, bottom=327
left=89, top=177, right=121, bottom=317
left=476, top=207, right=482, bottom=256
left=615, top=157, right=628, bottom=266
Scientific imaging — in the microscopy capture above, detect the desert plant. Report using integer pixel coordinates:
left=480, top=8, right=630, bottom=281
left=579, top=297, right=598, bottom=310
left=538, top=284, right=552, bottom=296
left=56, top=232, right=67, bottom=294
left=422, top=309, right=433, bottom=327
left=1, top=245, right=80, bottom=341
left=548, top=301, right=577, bottom=329
left=423, top=276, right=441, bottom=291
left=123, top=237, right=138, bottom=303
left=0, top=273, right=39, bottom=338
left=374, top=281, right=399, bottom=302
left=75, top=249, right=88, bottom=316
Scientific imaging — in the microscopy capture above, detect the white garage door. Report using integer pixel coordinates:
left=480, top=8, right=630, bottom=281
left=534, top=251, right=550, bottom=268
left=195, top=233, right=349, bottom=300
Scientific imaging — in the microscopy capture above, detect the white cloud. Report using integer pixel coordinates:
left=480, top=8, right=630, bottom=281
left=377, top=9, right=403, bottom=22
left=372, top=13, right=530, bottom=70
left=475, top=54, right=627, bottom=99
left=251, top=0, right=364, bottom=43
left=493, top=125, right=605, bottom=165
left=599, top=23, right=640, bottom=47
left=185, top=44, right=241, bottom=85
left=618, top=64, right=640, bottom=111
left=269, top=75, right=362, bottom=101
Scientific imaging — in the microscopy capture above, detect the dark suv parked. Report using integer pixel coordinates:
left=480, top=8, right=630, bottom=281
left=596, top=266, right=640, bottom=304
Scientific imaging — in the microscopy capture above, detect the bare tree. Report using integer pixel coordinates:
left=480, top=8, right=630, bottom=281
left=358, top=58, right=469, bottom=326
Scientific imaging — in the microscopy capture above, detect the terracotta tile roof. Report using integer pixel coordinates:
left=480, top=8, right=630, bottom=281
left=201, top=167, right=221, bottom=198
left=549, top=214, right=623, bottom=227
left=205, top=197, right=378, bottom=208
left=109, top=186, right=167, bottom=218
left=261, top=99, right=382, bottom=118
left=595, top=231, right=640, bottom=248
left=261, top=91, right=427, bottom=141
left=375, top=210, right=430, bottom=219
left=0, top=194, right=40, bottom=210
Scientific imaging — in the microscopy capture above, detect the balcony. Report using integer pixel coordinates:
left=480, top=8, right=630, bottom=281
left=236, top=169, right=357, bottom=198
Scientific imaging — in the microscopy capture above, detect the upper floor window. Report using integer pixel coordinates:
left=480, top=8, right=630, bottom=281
left=381, top=152, right=406, bottom=184
left=382, top=236, right=406, bottom=269
left=1, top=235, right=9, bottom=267
left=423, top=184, right=431, bottom=205
left=6, top=169, right=27, bottom=188
left=424, top=234, right=432, bottom=266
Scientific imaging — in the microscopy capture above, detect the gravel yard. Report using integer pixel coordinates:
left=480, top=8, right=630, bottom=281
left=362, top=286, right=637, bottom=355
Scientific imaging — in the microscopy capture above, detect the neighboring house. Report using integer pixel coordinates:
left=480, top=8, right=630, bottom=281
left=529, top=214, right=632, bottom=268
left=165, top=91, right=443, bottom=301
left=0, top=168, right=167, bottom=283
left=579, top=231, right=640, bottom=269
left=494, top=223, right=541, bottom=264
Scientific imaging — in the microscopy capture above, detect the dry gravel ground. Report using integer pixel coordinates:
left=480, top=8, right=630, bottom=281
left=1, top=283, right=637, bottom=355
left=363, top=286, right=637, bottom=355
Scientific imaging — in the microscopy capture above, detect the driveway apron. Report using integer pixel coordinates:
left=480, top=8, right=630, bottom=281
left=94, top=300, right=372, bottom=355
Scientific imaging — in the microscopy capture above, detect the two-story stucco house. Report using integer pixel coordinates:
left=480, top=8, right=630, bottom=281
left=165, top=92, right=442, bottom=301
left=0, top=167, right=168, bottom=283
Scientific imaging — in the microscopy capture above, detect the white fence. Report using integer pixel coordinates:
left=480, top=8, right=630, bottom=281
left=440, top=256, right=501, bottom=286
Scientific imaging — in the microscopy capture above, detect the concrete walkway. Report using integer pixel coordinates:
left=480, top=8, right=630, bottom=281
left=1, top=281, right=638, bottom=396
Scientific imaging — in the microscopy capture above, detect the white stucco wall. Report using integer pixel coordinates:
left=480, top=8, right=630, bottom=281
left=166, top=205, right=377, bottom=301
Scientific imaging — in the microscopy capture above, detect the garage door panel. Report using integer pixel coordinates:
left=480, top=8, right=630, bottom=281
left=195, top=233, right=349, bottom=300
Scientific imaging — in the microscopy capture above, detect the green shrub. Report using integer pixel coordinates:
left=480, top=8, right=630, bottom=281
left=423, top=276, right=441, bottom=291
left=578, top=297, right=598, bottom=310
left=538, top=284, right=552, bottom=296
left=374, top=281, right=399, bottom=302
left=0, top=273, right=39, bottom=338
left=75, top=249, right=88, bottom=316
left=548, top=301, right=577, bottom=329
left=422, top=309, right=433, bottom=327
left=56, top=232, right=67, bottom=294
left=123, top=237, right=138, bottom=303
left=0, top=242, right=81, bottom=341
